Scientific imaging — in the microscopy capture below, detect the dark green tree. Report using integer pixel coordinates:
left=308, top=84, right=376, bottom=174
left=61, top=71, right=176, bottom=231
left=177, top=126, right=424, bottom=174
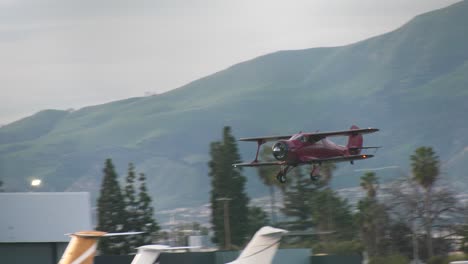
left=281, top=168, right=316, bottom=231
left=247, top=206, right=270, bottom=238
left=123, top=163, right=158, bottom=252
left=410, top=146, right=439, bottom=258
left=312, top=188, right=356, bottom=242
left=96, top=159, right=127, bottom=255
left=209, top=126, right=249, bottom=249
left=135, top=172, right=160, bottom=246
left=124, top=163, right=138, bottom=226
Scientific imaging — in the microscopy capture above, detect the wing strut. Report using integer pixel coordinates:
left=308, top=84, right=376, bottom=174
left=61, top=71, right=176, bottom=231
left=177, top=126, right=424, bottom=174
left=254, top=139, right=266, bottom=162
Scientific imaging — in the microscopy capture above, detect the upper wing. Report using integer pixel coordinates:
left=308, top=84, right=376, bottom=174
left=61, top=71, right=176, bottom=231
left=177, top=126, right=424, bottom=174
left=238, top=135, right=292, bottom=142
left=302, top=154, right=374, bottom=164
left=303, top=128, right=379, bottom=139
left=233, top=161, right=286, bottom=167
left=238, top=128, right=378, bottom=143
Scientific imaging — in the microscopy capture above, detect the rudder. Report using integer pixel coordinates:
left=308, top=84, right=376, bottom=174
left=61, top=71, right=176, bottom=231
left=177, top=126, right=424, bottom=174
left=347, top=125, right=363, bottom=155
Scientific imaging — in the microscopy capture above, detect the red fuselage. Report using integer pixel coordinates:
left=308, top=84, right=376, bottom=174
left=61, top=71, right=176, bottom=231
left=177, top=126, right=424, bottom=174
left=273, top=134, right=347, bottom=165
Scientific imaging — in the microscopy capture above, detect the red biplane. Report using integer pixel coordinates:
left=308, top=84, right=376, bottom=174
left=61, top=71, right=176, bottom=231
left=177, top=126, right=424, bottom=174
left=233, top=125, right=379, bottom=183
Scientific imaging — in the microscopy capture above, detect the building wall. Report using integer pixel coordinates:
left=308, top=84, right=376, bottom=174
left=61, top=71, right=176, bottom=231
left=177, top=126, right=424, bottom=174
left=95, top=249, right=311, bottom=264
left=0, top=192, right=92, bottom=243
left=0, top=192, right=92, bottom=264
left=0, top=242, right=67, bottom=264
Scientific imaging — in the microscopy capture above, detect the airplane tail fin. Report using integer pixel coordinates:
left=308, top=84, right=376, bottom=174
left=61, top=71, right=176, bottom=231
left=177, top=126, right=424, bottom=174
left=59, top=231, right=143, bottom=264
left=347, top=125, right=363, bottom=155
left=58, top=231, right=106, bottom=264
left=131, top=245, right=199, bottom=264
left=227, top=226, right=287, bottom=264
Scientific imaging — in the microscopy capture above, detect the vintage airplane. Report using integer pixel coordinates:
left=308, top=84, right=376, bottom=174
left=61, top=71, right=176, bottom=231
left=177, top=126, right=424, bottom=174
left=233, top=125, right=379, bottom=183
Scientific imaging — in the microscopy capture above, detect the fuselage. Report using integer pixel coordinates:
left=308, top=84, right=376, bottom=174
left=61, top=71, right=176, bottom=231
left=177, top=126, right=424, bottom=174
left=272, top=133, right=347, bottom=165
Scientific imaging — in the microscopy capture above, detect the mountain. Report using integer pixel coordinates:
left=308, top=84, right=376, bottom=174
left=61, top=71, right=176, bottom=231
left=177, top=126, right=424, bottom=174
left=1, top=1, right=468, bottom=212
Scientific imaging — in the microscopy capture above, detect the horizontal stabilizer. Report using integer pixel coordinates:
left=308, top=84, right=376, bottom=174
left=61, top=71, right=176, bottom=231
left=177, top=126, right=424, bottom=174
left=352, top=146, right=381, bottom=150
left=67, top=231, right=144, bottom=238
left=136, top=245, right=200, bottom=251
left=302, top=154, right=374, bottom=164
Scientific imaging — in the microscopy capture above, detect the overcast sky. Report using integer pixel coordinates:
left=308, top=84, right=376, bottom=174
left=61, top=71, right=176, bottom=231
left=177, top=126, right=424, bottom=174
left=0, top=0, right=461, bottom=125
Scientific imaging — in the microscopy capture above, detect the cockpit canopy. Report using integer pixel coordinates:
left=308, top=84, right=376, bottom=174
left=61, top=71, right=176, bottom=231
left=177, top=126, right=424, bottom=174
left=290, top=134, right=308, bottom=143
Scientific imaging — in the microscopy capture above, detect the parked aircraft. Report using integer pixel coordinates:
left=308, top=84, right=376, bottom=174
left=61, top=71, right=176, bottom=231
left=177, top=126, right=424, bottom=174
left=58, top=226, right=287, bottom=264
left=58, top=231, right=142, bottom=264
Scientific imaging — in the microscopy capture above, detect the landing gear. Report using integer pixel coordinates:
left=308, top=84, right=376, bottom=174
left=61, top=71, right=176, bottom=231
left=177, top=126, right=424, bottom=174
left=276, top=171, right=287, bottom=183
left=276, top=165, right=292, bottom=183
left=310, top=164, right=321, bottom=182
left=310, top=174, right=321, bottom=182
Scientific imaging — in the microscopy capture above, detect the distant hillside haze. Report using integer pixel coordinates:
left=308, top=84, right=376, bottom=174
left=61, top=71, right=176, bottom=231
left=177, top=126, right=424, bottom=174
left=1, top=1, right=468, bottom=210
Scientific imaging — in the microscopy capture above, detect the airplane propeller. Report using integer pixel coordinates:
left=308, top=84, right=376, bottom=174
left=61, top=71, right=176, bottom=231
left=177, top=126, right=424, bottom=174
left=272, top=141, right=288, bottom=160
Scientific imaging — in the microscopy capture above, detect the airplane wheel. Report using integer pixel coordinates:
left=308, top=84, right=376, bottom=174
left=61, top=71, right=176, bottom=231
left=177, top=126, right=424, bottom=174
left=276, top=173, right=287, bottom=184
left=310, top=174, right=320, bottom=182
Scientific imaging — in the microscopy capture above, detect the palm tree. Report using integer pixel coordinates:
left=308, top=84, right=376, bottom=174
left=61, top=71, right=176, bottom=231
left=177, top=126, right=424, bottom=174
left=410, top=146, right=440, bottom=259
left=411, top=147, right=439, bottom=189
left=360, top=172, right=378, bottom=199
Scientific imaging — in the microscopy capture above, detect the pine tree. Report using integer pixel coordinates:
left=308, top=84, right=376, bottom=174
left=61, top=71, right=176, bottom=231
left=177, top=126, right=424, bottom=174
left=247, top=206, right=270, bottom=238
left=209, top=126, right=249, bottom=249
left=96, top=159, right=127, bottom=255
left=123, top=163, right=139, bottom=251
left=311, top=188, right=356, bottom=242
left=281, top=168, right=316, bottom=231
left=135, top=172, right=159, bottom=246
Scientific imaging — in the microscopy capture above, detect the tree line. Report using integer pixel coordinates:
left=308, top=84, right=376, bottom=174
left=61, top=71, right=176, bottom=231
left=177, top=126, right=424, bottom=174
left=208, top=127, right=468, bottom=264
left=97, top=126, right=468, bottom=264
left=96, top=159, right=159, bottom=255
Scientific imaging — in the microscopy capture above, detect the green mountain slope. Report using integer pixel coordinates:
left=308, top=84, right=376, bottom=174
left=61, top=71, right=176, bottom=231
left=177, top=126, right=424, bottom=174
left=1, top=1, right=468, bottom=210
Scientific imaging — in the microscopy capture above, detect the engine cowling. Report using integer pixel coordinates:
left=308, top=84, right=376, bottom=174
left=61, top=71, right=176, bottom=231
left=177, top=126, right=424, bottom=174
left=272, top=141, right=288, bottom=161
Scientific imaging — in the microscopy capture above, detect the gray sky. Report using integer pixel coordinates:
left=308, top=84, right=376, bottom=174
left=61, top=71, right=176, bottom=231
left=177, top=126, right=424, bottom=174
left=0, top=0, right=461, bottom=125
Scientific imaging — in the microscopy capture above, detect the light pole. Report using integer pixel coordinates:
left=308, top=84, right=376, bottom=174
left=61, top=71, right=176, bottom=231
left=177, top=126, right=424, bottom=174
left=216, top=197, right=232, bottom=250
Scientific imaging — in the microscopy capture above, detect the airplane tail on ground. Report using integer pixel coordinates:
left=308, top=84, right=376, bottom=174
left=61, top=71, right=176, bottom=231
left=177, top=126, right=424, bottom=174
left=58, top=231, right=143, bottom=264
left=59, top=231, right=106, bottom=264
left=227, top=226, right=288, bottom=264
left=347, top=125, right=364, bottom=155
left=131, top=245, right=197, bottom=264
left=59, top=227, right=285, bottom=264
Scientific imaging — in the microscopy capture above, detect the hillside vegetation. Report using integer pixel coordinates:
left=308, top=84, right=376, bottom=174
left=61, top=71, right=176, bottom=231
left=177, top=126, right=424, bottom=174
left=1, top=1, right=468, bottom=210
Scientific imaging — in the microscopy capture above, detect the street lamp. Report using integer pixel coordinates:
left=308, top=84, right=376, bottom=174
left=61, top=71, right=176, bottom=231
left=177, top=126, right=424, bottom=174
left=216, top=197, right=232, bottom=250
left=31, top=179, right=42, bottom=187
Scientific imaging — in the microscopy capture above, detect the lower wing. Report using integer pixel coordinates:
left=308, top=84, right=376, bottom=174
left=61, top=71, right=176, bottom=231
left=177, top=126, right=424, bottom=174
left=232, top=161, right=286, bottom=167
left=233, top=154, right=374, bottom=167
